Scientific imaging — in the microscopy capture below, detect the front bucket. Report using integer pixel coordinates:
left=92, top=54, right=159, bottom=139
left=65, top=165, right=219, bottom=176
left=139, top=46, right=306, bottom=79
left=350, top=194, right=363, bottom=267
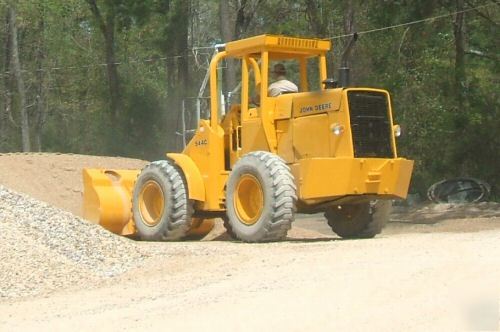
left=83, top=168, right=139, bottom=236
left=83, top=168, right=215, bottom=240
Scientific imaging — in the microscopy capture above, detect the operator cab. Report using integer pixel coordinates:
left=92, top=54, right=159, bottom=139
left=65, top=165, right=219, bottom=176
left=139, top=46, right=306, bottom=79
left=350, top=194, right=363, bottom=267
left=225, top=35, right=331, bottom=111
left=213, top=35, right=337, bottom=169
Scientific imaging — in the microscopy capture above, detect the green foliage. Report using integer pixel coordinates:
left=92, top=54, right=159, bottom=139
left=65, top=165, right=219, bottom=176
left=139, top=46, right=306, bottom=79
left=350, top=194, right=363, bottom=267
left=0, top=0, right=498, bottom=198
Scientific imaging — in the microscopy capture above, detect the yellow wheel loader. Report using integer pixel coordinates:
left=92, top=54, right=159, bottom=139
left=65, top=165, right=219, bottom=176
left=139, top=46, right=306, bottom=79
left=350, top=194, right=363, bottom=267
left=83, top=35, right=414, bottom=242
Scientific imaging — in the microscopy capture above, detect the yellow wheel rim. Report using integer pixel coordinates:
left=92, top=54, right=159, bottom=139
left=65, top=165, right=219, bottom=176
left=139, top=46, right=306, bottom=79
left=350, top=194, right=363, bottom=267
left=233, top=174, right=264, bottom=225
left=139, top=180, right=165, bottom=226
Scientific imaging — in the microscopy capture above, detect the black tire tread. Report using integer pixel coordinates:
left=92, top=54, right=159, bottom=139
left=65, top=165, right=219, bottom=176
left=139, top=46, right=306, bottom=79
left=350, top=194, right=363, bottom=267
left=361, top=200, right=391, bottom=237
left=325, top=200, right=391, bottom=239
left=133, top=160, right=193, bottom=241
left=225, top=151, right=297, bottom=242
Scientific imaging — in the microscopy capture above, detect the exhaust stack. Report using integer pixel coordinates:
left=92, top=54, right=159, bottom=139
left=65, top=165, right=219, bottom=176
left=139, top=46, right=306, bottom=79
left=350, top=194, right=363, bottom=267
left=339, top=32, right=358, bottom=88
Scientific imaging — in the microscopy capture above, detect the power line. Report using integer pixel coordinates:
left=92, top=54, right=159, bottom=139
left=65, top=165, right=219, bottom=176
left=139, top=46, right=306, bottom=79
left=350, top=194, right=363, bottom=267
left=324, top=3, right=498, bottom=40
left=0, top=47, right=214, bottom=77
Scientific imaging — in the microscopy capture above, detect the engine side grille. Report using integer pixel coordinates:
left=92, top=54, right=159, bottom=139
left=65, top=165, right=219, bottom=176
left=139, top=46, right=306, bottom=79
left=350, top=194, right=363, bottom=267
left=347, top=91, right=394, bottom=158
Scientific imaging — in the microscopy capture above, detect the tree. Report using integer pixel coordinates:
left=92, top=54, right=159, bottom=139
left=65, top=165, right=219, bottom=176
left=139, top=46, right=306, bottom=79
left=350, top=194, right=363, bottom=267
left=340, top=0, right=356, bottom=86
left=0, top=0, right=497, bottom=198
left=33, top=4, right=46, bottom=151
left=8, top=5, right=30, bottom=151
left=0, top=9, right=12, bottom=149
left=305, top=0, right=328, bottom=36
left=219, top=0, right=238, bottom=91
left=218, top=0, right=264, bottom=93
left=454, top=0, right=467, bottom=110
left=85, top=0, right=123, bottom=120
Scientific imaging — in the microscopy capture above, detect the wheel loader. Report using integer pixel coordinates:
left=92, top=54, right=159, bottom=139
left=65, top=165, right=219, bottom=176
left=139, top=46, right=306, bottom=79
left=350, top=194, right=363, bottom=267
left=83, top=34, right=414, bottom=242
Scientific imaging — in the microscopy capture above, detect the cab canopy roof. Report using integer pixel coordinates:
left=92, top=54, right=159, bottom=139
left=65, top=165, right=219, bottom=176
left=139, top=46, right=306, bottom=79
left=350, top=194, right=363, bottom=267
left=225, top=34, right=331, bottom=59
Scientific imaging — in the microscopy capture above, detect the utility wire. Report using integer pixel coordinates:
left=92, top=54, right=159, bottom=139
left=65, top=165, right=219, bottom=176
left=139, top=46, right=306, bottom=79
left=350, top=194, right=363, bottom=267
left=324, top=3, right=498, bottom=40
left=0, top=46, right=214, bottom=77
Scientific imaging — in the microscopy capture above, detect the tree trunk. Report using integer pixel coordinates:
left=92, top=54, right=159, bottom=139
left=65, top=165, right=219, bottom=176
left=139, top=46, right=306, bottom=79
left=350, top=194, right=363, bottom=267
left=177, top=0, right=190, bottom=95
left=86, top=0, right=122, bottom=120
left=305, top=0, right=334, bottom=78
left=164, top=0, right=190, bottom=101
left=305, top=0, right=328, bottom=36
left=341, top=0, right=355, bottom=67
left=162, top=0, right=191, bottom=151
left=104, top=13, right=122, bottom=120
left=454, top=0, right=466, bottom=110
left=234, top=0, right=263, bottom=39
left=34, top=15, right=46, bottom=152
left=8, top=6, right=30, bottom=152
left=219, top=0, right=238, bottom=93
left=0, top=12, right=12, bottom=150
left=340, top=0, right=356, bottom=86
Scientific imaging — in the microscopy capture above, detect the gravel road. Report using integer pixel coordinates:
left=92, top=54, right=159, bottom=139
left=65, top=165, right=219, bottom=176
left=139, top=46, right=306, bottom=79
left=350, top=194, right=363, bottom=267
left=1, top=227, right=499, bottom=331
left=1, top=153, right=499, bottom=331
left=0, top=185, right=152, bottom=298
left=0, top=185, right=251, bottom=300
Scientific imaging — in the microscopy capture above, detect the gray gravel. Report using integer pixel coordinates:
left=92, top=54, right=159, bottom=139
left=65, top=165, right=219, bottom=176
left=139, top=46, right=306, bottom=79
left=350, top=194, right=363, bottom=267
left=0, top=184, right=232, bottom=301
left=0, top=185, right=154, bottom=299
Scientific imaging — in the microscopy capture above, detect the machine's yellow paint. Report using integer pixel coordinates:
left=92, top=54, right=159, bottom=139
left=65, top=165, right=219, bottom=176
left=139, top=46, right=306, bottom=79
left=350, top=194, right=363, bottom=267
left=221, top=104, right=242, bottom=167
left=82, top=34, right=413, bottom=240
left=166, top=153, right=205, bottom=202
left=299, top=57, right=309, bottom=92
left=241, top=118, right=268, bottom=155
left=182, top=120, right=228, bottom=211
left=233, top=174, right=264, bottom=225
left=291, top=158, right=414, bottom=203
left=274, top=94, right=294, bottom=120
left=138, top=180, right=165, bottom=226
left=82, top=169, right=139, bottom=235
left=225, top=35, right=331, bottom=58
left=292, top=90, right=341, bottom=118
left=292, top=113, right=331, bottom=159
left=275, top=119, right=294, bottom=163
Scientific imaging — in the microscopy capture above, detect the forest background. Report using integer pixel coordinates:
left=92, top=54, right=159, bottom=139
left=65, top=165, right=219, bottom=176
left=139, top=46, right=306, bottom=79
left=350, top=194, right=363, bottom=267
left=0, top=0, right=498, bottom=198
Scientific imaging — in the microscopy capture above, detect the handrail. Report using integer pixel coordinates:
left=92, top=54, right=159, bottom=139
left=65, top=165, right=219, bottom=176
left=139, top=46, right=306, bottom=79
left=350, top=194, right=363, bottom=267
left=209, top=51, right=227, bottom=128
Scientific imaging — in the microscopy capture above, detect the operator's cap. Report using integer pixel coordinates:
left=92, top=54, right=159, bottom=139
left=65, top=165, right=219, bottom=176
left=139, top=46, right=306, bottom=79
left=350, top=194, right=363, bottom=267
left=272, top=63, right=286, bottom=75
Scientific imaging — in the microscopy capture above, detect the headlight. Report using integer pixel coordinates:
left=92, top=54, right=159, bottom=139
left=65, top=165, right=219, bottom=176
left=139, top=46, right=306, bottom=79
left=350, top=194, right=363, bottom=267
left=331, top=123, right=344, bottom=136
left=393, top=124, right=401, bottom=137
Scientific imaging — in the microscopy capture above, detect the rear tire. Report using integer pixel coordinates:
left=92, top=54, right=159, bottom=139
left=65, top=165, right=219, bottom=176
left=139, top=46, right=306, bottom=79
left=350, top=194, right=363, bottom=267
left=325, top=200, right=392, bottom=238
left=132, top=160, right=193, bottom=241
left=225, top=151, right=297, bottom=242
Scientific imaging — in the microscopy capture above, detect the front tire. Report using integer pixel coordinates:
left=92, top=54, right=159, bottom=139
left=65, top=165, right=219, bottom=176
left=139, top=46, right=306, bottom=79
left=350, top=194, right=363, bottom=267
left=132, top=160, right=193, bottom=241
left=325, top=200, right=392, bottom=238
left=225, top=151, right=297, bottom=242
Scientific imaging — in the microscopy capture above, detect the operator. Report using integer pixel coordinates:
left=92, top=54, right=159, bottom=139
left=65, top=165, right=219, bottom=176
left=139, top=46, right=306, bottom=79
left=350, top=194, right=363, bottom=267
left=251, top=63, right=298, bottom=105
left=267, top=63, right=298, bottom=96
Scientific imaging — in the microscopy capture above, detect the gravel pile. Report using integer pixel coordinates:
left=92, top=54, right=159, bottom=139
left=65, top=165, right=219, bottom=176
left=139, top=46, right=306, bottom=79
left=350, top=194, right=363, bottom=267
left=0, top=152, right=148, bottom=217
left=0, top=185, right=153, bottom=299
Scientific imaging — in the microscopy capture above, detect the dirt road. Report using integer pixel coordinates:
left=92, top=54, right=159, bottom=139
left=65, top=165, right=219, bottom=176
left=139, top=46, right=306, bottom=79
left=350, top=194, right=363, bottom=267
left=2, top=225, right=500, bottom=331
left=1, top=153, right=499, bottom=331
